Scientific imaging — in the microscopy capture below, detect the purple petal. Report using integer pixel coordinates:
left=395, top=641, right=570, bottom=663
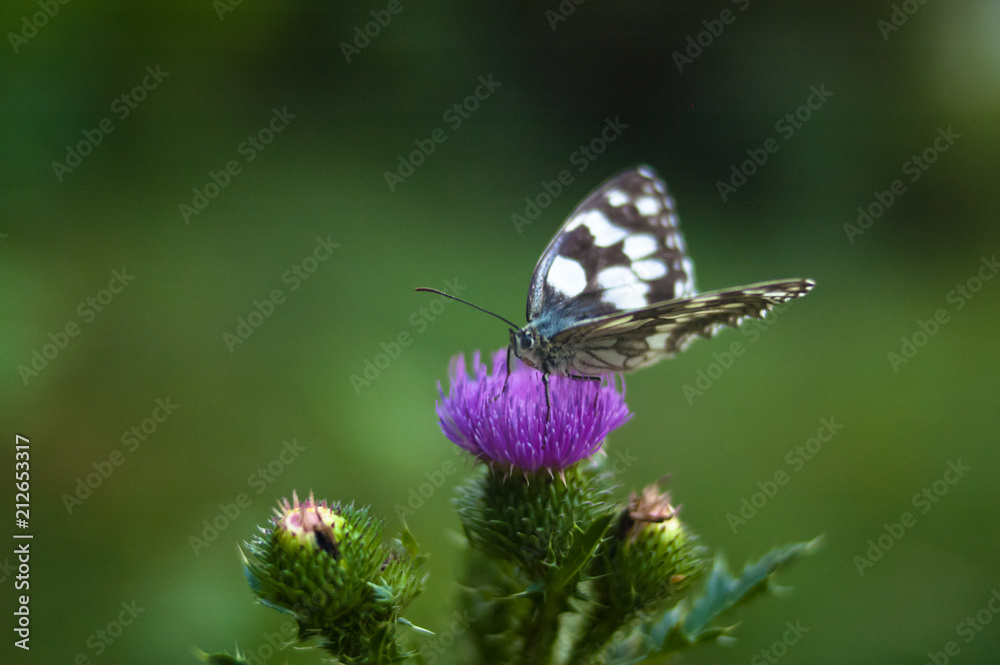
left=436, top=349, right=631, bottom=472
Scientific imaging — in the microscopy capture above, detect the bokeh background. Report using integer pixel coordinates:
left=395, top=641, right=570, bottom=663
left=2, top=1, right=999, bottom=663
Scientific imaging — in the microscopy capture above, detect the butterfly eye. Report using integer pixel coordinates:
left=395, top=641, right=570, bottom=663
left=514, top=330, right=534, bottom=352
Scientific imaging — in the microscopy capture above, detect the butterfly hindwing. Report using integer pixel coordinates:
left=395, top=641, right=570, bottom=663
left=548, top=279, right=815, bottom=375
left=526, top=165, right=695, bottom=327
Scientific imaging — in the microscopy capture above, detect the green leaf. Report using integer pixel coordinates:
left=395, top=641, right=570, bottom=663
left=398, top=617, right=434, bottom=636
left=601, top=537, right=821, bottom=664
left=680, top=537, right=821, bottom=639
left=544, top=512, right=615, bottom=593
left=399, top=523, right=420, bottom=559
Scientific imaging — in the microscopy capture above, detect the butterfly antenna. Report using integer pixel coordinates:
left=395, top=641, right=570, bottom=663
left=414, top=288, right=520, bottom=330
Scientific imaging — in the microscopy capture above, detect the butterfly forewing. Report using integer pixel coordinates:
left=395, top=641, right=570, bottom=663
left=526, top=166, right=695, bottom=327
left=550, top=279, right=815, bottom=376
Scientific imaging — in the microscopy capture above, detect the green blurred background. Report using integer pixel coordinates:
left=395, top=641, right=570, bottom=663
left=2, top=1, right=999, bottom=663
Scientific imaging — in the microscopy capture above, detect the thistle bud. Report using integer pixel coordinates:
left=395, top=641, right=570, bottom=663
left=456, top=464, right=616, bottom=582
left=608, top=482, right=705, bottom=611
left=244, top=492, right=422, bottom=662
left=569, top=481, right=705, bottom=662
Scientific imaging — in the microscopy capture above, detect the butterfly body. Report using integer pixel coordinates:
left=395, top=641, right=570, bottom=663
left=509, top=321, right=575, bottom=376
left=508, top=165, right=814, bottom=381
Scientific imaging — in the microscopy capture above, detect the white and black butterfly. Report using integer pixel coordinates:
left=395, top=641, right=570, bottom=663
left=419, top=165, right=814, bottom=405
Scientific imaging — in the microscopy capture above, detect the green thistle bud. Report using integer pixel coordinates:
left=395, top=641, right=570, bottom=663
left=604, top=482, right=705, bottom=613
left=455, top=464, right=615, bottom=583
left=273, top=493, right=347, bottom=559
left=454, top=462, right=618, bottom=665
left=569, top=481, right=705, bottom=663
left=244, top=492, right=423, bottom=664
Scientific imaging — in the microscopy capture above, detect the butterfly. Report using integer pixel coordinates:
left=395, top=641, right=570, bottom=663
left=419, top=165, right=814, bottom=409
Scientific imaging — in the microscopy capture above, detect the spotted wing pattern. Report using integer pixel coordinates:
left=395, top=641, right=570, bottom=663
left=526, top=165, right=695, bottom=327
left=519, top=164, right=814, bottom=377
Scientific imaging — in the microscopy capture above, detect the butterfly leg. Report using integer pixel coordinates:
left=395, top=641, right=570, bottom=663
left=494, top=345, right=514, bottom=402
left=568, top=373, right=602, bottom=410
left=567, top=373, right=601, bottom=383
left=543, top=372, right=553, bottom=422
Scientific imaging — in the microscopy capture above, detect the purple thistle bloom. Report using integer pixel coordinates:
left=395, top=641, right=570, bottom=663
left=436, top=349, right=632, bottom=472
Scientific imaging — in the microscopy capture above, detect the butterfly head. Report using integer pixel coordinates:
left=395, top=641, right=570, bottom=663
left=510, top=327, right=536, bottom=357
left=510, top=325, right=561, bottom=374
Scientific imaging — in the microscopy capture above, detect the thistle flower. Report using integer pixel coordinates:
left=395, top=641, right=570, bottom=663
left=437, top=349, right=631, bottom=472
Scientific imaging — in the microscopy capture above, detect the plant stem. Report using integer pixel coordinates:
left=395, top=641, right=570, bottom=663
left=521, top=592, right=564, bottom=665
left=566, top=610, right=623, bottom=665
